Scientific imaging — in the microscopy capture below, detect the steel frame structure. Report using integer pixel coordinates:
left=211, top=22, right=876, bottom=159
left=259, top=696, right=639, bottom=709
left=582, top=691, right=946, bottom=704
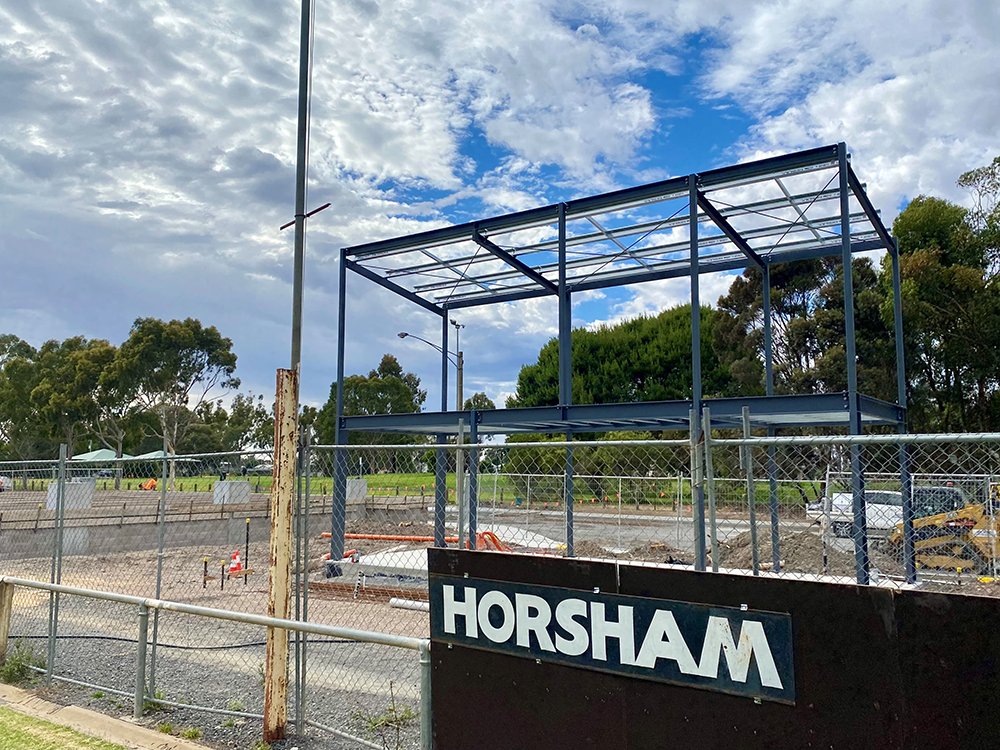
left=328, top=143, right=910, bottom=585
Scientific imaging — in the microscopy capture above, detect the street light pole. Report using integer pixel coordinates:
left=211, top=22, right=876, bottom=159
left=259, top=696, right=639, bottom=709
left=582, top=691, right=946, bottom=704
left=398, top=328, right=466, bottom=547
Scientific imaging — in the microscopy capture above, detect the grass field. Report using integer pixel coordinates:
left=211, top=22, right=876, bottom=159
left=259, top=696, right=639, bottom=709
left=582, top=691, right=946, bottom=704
left=0, top=705, right=124, bottom=750
left=14, top=470, right=824, bottom=509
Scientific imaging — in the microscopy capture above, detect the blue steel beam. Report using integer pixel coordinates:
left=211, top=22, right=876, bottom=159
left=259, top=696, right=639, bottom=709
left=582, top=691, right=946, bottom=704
left=697, top=191, right=765, bottom=269
left=473, top=233, right=558, bottom=294
left=344, top=146, right=841, bottom=259
left=339, top=392, right=903, bottom=436
left=847, top=164, right=894, bottom=250
left=345, top=259, right=445, bottom=317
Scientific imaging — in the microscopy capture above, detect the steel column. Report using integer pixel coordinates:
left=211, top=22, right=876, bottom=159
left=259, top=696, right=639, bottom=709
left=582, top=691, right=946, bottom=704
left=763, top=263, right=780, bottom=572
left=441, top=313, right=449, bottom=413
left=689, top=175, right=701, bottom=413
left=558, top=203, right=571, bottom=406
left=839, top=142, right=868, bottom=585
left=332, top=250, right=348, bottom=564
left=892, top=240, right=915, bottom=582
left=335, top=249, right=347, bottom=446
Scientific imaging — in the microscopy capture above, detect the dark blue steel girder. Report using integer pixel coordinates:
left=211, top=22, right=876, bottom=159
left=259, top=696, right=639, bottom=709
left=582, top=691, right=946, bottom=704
left=339, top=392, right=904, bottom=436
left=444, top=238, right=886, bottom=310
left=343, top=145, right=843, bottom=259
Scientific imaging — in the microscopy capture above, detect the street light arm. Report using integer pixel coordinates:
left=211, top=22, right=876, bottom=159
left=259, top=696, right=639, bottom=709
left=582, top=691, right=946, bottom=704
left=398, top=332, right=461, bottom=368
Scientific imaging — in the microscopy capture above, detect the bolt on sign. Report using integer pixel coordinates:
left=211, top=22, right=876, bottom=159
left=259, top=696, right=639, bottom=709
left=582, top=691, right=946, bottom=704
left=430, top=576, right=794, bottom=704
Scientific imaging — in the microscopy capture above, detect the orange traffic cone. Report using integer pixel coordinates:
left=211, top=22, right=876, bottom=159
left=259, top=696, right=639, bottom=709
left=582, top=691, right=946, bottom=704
left=229, top=551, right=242, bottom=576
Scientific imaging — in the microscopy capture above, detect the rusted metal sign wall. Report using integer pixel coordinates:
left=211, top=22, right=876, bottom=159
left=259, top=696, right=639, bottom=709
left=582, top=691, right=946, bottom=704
left=429, top=549, right=1000, bottom=750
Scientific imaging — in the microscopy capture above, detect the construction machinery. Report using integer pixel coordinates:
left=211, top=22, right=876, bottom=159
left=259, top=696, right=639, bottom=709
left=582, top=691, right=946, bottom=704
left=888, top=499, right=999, bottom=574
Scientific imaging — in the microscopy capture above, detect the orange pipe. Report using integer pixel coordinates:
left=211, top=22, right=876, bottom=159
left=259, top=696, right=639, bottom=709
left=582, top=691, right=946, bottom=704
left=320, top=532, right=459, bottom=542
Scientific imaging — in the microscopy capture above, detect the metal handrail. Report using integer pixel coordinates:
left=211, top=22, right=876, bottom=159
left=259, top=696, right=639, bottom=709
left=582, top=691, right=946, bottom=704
left=0, top=575, right=425, bottom=651
left=0, top=575, right=431, bottom=749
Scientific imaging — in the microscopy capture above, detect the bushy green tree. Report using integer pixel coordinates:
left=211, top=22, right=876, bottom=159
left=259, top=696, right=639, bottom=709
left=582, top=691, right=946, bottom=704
left=508, top=304, right=732, bottom=408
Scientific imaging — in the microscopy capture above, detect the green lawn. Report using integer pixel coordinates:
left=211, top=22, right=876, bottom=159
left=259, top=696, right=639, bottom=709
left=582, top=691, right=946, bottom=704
left=54, top=471, right=822, bottom=510
left=0, top=705, right=124, bottom=750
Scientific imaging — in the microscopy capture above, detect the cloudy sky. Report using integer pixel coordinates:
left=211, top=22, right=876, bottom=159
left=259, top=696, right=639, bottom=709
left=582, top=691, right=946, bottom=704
left=1, top=0, right=998, bottom=411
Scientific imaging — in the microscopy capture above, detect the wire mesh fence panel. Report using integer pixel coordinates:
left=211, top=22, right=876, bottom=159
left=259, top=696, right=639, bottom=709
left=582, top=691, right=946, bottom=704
left=0, top=460, right=62, bottom=584
left=301, top=635, right=422, bottom=749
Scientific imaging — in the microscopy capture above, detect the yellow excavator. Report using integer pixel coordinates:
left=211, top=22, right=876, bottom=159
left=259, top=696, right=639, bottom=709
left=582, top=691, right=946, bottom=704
left=888, top=487, right=999, bottom=573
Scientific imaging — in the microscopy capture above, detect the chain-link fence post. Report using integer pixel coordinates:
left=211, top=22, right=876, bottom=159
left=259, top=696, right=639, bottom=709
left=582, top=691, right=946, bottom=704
left=148, top=437, right=169, bottom=695
left=294, top=431, right=304, bottom=734
left=742, top=407, right=760, bottom=576
left=330, top=437, right=347, bottom=564
left=899, top=442, right=916, bottom=584
left=850, top=443, right=869, bottom=585
left=299, top=426, right=312, bottom=727
left=468, top=413, right=478, bottom=549
left=434, top=435, right=447, bottom=547
left=767, top=434, right=781, bottom=572
left=419, top=640, right=432, bottom=750
left=690, top=410, right=706, bottom=571
left=702, top=408, right=719, bottom=573
left=46, top=443, right=67, bottom=684
left=134, top=603, right=149, bottom=720
left=565, top=438, right=574, bottom=558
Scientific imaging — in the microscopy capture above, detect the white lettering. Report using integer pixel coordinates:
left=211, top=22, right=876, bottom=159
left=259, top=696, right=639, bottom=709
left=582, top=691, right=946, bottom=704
left=515, top=593, right=555, bottom=652
left=443, top=585, right=478, bottom=637
left=695, top=616, right=783, bottom=689
left=478, top=590, right=516, bottom=643
left=554, top=598, right=589, bottom=656
left=590, top=602, right=635, bottom=665
left=635, top=609, right=698, bottom=673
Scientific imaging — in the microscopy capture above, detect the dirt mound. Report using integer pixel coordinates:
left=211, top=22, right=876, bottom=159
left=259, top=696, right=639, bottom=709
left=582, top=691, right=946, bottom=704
left=572, top=539, right=690, bottom=565
left=719, top=527, right=903, bottom=578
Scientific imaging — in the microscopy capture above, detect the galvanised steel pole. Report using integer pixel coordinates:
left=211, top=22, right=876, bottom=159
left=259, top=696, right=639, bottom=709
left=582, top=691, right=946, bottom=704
left=290, top=0, right=316, bottom=372
left=300, top=426, right=312, bottom=724
left=134, top=604, right=149, bottom=720
left=148, top=437, right=169, bottom=694
left=46, top=443, right=67, bottom=684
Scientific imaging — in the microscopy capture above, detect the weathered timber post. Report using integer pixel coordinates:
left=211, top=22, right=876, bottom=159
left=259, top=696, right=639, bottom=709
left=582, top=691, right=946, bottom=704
left=0, top=581, right=14, bottom=663
left=264, top=368, right=298, bottom=743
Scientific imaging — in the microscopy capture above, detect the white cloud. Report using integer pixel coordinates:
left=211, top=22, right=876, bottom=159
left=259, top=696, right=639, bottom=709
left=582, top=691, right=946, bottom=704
left=1, top=0, right=997, bottom=412
left=697, top=0, right=1000, bottom=215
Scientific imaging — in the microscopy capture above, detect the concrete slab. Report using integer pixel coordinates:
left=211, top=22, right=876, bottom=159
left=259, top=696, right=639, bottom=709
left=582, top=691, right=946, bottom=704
left=0, top=683, right=209, bottom=750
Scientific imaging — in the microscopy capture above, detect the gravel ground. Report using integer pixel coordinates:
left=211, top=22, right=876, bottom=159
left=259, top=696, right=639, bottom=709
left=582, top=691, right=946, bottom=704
left=6, top=562, right=423, bottom=750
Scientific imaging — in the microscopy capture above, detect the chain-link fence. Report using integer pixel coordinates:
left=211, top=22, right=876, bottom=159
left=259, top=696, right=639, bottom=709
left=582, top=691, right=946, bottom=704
left=6, top=430, right=1000, bottom=747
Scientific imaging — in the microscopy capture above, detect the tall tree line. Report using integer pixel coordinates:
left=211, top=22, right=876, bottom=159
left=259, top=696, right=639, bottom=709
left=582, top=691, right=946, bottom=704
left=0, top=318, right=273, bottom=460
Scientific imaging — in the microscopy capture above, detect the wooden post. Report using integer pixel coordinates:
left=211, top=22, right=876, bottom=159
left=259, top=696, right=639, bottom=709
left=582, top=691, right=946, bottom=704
left=263, top=367, right=298, bottom=743
left=0, top=581, right=14, bottom=664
